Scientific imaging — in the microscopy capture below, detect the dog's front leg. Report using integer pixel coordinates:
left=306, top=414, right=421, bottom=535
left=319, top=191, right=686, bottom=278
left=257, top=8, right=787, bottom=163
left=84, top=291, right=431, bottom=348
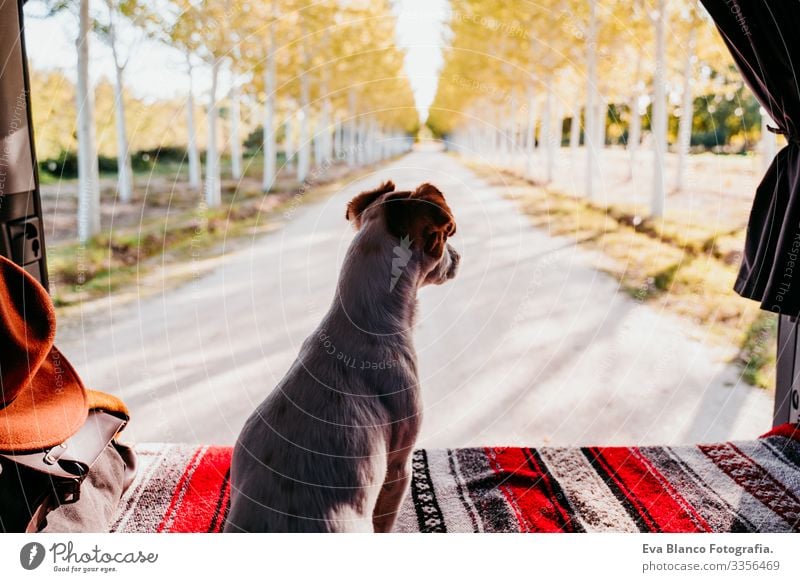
left=372, top=453, right=411, bottom=533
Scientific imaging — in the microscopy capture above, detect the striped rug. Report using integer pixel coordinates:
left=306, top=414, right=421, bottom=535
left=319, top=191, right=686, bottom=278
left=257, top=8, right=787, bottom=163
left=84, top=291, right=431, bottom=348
left=111, top=425, right=800, bottom=533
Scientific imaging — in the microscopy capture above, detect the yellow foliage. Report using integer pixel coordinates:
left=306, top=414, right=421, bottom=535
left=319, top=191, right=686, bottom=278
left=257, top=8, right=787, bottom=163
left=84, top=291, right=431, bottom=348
left=428, top=0, right=736, bottom=136
left=31, top=70, right=209, bottom=158
left=29, top=69, right=76, bottom=160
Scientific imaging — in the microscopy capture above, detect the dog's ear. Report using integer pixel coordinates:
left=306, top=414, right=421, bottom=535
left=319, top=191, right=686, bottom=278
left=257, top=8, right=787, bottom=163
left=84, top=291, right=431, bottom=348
left=345, top=180, right=396, bottom=228
left=384, top=183, right=456, bottom=259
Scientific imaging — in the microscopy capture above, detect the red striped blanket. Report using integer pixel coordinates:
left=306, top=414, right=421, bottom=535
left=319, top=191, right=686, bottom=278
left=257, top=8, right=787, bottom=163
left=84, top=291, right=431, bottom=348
left=111, top=425, right=800, bottom=533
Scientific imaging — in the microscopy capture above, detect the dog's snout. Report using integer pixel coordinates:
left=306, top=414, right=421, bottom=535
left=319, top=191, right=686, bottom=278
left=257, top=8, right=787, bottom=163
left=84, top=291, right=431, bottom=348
left=446, top=245, right=460, bottom=279
left=448, top=245, right=460, bottom=264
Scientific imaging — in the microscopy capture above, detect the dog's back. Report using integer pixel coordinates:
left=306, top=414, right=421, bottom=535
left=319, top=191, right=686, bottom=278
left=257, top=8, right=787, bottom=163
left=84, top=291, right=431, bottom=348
left=225, top=340, right=393, bottom=532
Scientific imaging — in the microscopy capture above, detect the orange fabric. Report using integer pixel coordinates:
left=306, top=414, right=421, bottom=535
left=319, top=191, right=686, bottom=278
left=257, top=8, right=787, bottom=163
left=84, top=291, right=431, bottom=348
left=0, top=257, right=55, bottom=407
left=0, top=257, right=88, bottom=452
left=86, top=389, right=130, bottom=419
left=0, top=347, right=88, bottom=451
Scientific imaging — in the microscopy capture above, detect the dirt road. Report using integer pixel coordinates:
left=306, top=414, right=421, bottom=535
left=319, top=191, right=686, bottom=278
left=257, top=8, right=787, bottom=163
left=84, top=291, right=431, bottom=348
left=56, top=148, right=772, bottom=447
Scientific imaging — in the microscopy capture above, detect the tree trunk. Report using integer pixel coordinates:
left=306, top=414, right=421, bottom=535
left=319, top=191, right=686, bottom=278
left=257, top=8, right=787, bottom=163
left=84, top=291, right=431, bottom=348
left=334, top=119, right=342, bottom=160
left=262, top=21, right=277, bottom=191
left=358, top=116, right=369, bottom=166
left=355, top=117, right=363, bottom=166
left=627, top=50, right=643, bottom=181
left=543, top=79, right=555, bottom=183
left=357, top=118, right=366, bottom=166
left=488, top=120, right=494, bottom=160
left=526, top=89, right=537, bottom=178
left=347, top=90, right=357, bottom=167
left=229, top=81, right=242, bottom=180
left=340, top=120, right=347, bottom=160
left=585, top=0, right=597, bottom=198
left=318, top=29, right=332, bottom=167
left=261, top=0, right=278, bottom=190
left=366, top=118, right=375, bottom=164
left=652, top=0, right=667, bottom=217
left=373, top=121, right=385, bottom=162
left=376, top=123, right=383, bottom=161
left=375, top=121, right=382, bottom=162
left=297, top=76, right=310, bottom=182
left=104, top=15, right=132, bottom=205
left=204, top=57, right=222, bottom=207
left=374, top=120, right=381, bottom=162
left=313, top=119, right=322, bottom=167
left=491, top=110, right=499, bottom=163
left=569, top=101, right=581, bottom=160
left=675, top=28, right=695, bottom=192
left=297, top=30, right=311, bottom=183
left=186, top=60, right=201, bottom=191
left=553, top=106, right=564, bottom=181
left=507, top=95, right=517, bottom=160
left=595, top=97, right=606, bottom=152
left=318, top=70, right=331, bottom=166
left=76, top=0, right=100, bottom=243
left=104, top=0, right=132, bottom=203
left=112, top=63, right=133, bottom=203
left=627, top=93, right=641, bottom=181
left=284, top=114, right=295, bottom=171
left=322, top=98, right=332, bottom=164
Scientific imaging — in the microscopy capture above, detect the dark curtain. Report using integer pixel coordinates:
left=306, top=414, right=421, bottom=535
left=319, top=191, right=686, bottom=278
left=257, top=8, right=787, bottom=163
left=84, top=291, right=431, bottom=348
left=700, top=0, right=800, bottom=315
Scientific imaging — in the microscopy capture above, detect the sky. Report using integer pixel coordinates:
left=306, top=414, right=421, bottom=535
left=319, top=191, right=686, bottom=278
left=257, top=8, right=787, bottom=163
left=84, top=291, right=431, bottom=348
left=21, top=0, right=448, bottom=121
left=393, top=0, right=448, bottom=119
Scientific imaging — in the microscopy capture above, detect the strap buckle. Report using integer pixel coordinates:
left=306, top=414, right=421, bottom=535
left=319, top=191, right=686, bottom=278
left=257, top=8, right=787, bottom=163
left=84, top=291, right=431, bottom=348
left=53, top=476, right=82, bottom=506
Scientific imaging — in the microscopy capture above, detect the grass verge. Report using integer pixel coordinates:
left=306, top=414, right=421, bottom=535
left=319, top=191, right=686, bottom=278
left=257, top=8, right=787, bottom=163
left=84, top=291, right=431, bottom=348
left=47, top=162, right=374, bottom=311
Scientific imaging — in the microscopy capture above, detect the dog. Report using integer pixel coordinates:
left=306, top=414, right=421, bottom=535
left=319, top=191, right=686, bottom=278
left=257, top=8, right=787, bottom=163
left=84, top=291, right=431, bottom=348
left=225, top=180, right=459, bottom=532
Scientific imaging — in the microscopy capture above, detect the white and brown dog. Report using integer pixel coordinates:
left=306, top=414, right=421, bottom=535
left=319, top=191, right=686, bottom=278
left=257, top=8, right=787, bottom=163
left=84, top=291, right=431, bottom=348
left=225, top=181, right=459, bottom=532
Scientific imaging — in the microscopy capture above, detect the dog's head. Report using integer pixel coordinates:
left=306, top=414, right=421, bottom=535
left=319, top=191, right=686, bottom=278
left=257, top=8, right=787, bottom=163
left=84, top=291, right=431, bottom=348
left=345, top=180, right=459, bottom=287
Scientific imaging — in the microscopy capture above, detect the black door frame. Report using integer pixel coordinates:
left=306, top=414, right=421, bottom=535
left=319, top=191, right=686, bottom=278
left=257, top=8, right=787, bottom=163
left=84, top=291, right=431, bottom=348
left=775, top=315, right=800, bottom=426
